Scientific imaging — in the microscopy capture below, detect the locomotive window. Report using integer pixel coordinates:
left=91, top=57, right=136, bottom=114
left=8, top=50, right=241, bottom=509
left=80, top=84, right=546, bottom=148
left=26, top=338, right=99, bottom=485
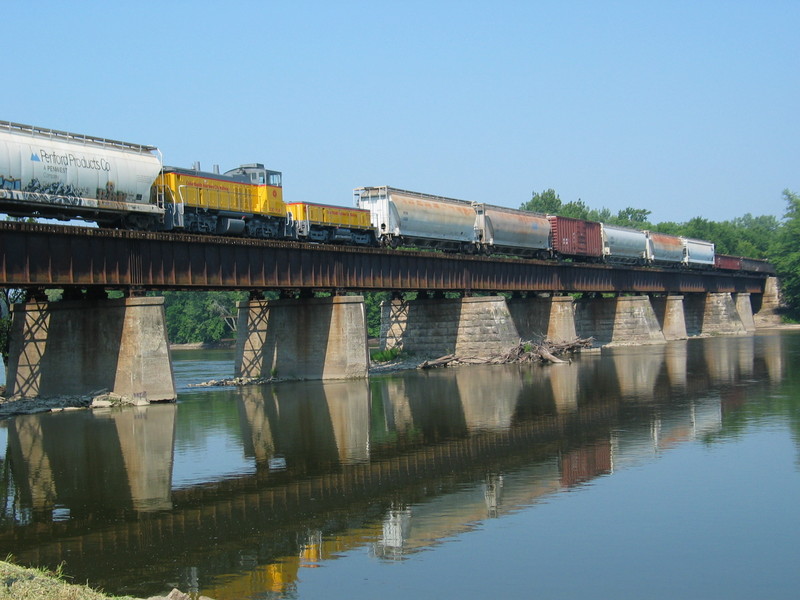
left=268, top=172, right=282, bottom=186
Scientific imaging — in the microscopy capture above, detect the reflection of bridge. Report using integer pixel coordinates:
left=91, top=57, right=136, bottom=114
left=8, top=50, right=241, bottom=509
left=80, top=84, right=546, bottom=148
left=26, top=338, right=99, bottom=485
left=0, top=335, right=785, bottom=598
left=1, top=221, right=782, bottom=400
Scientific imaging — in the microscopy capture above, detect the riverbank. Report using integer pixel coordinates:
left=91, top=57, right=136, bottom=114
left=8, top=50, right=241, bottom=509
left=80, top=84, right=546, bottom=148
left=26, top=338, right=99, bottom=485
left=0, top=560, right=208, bottom=600
left=0, top=388, right=147, bottom=419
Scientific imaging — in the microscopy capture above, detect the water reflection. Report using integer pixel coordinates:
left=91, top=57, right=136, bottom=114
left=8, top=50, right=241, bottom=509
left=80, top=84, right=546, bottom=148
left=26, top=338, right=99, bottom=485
left=611, top=344, right=667, bottom=399
left=5, top=404, right=175, bottom=518
left=0, top=332, right=795, bottom=599
left=238, top=379, right=371, bottom=470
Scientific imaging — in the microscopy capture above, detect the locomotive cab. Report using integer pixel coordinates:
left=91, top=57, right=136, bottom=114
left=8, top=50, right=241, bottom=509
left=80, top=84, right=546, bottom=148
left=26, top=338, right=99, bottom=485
left=224, top=163, right=281, bottom=188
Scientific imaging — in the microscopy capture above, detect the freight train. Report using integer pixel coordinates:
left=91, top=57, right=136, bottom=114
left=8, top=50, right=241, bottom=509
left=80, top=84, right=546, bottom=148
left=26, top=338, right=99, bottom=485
left=353, top=187, right=774, bottom=272
left=0, top=119, right=773, bottom=274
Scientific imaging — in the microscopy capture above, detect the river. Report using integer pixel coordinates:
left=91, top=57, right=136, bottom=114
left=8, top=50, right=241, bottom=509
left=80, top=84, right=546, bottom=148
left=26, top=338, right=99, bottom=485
left=0, top=332, right=798, bottom=599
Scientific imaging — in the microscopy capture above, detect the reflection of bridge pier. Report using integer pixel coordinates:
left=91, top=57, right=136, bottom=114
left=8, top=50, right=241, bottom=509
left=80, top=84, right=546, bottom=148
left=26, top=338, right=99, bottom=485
left=6, top=404, right=176, bottom=515
left=237, top=379, right=371, bottom=469
left=759, top=333, right=785, bottom=383
left=611, top=345, right=667, bottom=399
left=664, top=340, right=689, bottom=389
left=5, top=297, right=175, bottom=401
left=704, top=337, right=744, bottom=384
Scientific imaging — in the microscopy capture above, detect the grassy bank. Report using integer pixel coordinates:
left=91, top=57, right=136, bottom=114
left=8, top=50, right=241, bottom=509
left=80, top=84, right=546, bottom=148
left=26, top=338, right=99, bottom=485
left=0, top=560, right=137, bottom=600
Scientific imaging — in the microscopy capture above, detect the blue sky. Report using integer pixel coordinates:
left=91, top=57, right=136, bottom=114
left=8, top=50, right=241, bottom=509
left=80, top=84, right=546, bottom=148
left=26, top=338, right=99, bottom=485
left=4, top=1, right=798, bottom=224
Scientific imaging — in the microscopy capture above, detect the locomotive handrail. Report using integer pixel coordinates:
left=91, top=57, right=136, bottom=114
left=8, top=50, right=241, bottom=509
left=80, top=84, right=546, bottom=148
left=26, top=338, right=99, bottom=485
left=0, top=119, right=159, bottom=154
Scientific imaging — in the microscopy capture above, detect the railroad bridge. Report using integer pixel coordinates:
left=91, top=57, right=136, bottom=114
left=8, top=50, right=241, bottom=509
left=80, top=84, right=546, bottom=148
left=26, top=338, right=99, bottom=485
left=0, top=221, right=781, bottom=400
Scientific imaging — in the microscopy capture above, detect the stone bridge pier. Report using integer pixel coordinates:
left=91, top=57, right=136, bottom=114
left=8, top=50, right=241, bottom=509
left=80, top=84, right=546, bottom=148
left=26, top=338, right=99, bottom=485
left=380, top=296, right=520, bottom=357
left=683, top=293, right=747, bottom=336
left=378, top=291, right=771, bottom=356
left=753, top=276, right=782, bottom=327
left=235, top=296, right=369, bottom=381
left=5, top=297, right=175, bottom=401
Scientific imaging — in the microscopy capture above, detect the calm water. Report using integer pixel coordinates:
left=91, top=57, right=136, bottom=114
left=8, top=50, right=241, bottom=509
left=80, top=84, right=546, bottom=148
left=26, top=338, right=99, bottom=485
left=1, top=333, right=799, bottom=599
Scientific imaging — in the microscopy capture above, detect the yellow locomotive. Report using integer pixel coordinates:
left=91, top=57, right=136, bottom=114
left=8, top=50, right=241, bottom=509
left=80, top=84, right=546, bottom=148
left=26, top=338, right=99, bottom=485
left=152, top=162, right=376, bottom=245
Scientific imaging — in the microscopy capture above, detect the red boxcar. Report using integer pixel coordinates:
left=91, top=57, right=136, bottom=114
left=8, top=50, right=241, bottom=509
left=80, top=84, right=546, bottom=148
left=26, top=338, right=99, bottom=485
left=547, top=215, right=603, bottom=259
left=714, top=254, right=742, bottom=271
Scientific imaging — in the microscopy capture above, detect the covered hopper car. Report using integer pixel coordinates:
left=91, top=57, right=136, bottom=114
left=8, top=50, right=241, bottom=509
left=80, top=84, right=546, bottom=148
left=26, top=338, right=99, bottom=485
left=647, top=232, right=685, bottom=265
left=602, top=224, right=649, bottom=264
left=354, top=186, right=477, bottom=251
left=0, top=120, right=162, bottom=227
left=473, top=203, right=551, bottom=258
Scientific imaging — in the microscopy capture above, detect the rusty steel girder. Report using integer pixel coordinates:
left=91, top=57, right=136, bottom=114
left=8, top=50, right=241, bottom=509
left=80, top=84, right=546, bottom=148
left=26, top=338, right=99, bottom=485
left=0, top=221, right=768, bottom=294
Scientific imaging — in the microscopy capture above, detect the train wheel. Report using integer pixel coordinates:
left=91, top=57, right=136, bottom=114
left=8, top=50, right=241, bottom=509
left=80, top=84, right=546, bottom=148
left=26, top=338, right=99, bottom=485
left=121, top=214, right=155, bottom=231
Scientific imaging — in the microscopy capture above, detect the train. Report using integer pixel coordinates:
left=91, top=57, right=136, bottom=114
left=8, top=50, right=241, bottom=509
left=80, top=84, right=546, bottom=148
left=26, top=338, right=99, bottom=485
left=353, top=186, right=770, bottom=272
left=0, top=119, right=774, bottom=275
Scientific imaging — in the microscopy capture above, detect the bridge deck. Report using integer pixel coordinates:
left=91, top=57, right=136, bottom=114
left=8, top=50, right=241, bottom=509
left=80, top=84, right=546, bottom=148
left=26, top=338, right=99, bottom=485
left=0, top=221, right=767, bottom=293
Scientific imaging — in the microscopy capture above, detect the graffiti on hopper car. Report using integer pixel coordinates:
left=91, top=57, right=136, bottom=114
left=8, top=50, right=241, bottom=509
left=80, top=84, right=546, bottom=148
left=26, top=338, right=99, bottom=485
left=1, top=175, right=21, bottom=191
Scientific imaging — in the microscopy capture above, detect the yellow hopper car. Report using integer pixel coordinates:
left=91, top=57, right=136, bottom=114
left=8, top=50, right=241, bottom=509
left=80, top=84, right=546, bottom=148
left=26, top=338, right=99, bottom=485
left=286, top=201, right=376, bottom=245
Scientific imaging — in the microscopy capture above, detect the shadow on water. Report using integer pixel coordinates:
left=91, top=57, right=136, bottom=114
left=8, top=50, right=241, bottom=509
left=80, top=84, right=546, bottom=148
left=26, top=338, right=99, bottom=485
left=0, top=332, right=797, bottom=598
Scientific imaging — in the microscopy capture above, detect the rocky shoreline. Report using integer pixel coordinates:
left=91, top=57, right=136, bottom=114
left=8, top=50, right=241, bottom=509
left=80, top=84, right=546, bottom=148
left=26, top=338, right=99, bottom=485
left=0, top=387, right=152, bottom=419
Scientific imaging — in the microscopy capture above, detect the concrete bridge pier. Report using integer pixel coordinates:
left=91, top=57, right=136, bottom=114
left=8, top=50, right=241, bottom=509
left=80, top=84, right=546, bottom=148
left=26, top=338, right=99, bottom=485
left=380, top=296, right=519, bottom=356
left=235, top=296, right=369, bottom=381
left=507, top=296, right=577, bottom=343
left=754, top=276, right=782, bottom=327
left=734, top=293, right=756, bottom=333
left=684, top=293, right=746, bottom=336
left=574, top=295, right=666, bottom=346
left=5, top=297, right=175, bottom=401
left=650, top=295, right=688, bottom=341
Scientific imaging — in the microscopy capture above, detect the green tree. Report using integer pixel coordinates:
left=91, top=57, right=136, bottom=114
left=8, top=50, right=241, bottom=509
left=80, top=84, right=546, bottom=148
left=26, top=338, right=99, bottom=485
left=560, top=199, right=591, bottom=220
left=615, top=207, right=652, bottom=227
left=364, top=291, right=390, bottom=338
left=520, top=189, right=562, bottom=213
left=161, top=290, right=248, bottom=344
left=0, top=289, right=26, bottom=361
left=769, top=190, right=800, bottom=317
left=730, top=213, right=779, bottom=258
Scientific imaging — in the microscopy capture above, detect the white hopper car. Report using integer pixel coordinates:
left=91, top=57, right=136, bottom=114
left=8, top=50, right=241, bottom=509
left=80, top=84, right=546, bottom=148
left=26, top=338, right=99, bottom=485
left=0, top=120, right=163, bottom=227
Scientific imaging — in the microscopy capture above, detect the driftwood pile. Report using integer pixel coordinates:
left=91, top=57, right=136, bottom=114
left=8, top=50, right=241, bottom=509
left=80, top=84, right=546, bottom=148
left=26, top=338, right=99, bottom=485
left=417, top=337, right=594, bottom=370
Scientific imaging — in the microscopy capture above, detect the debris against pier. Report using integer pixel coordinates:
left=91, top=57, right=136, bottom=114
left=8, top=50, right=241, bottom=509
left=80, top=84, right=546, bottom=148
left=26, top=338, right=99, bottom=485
left=417, top=337, right=594, bottom=369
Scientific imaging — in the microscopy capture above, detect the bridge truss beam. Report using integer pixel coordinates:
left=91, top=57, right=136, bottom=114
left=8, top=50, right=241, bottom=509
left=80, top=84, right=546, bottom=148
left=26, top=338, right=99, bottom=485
left=0, top=222, right=767, bottom=294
